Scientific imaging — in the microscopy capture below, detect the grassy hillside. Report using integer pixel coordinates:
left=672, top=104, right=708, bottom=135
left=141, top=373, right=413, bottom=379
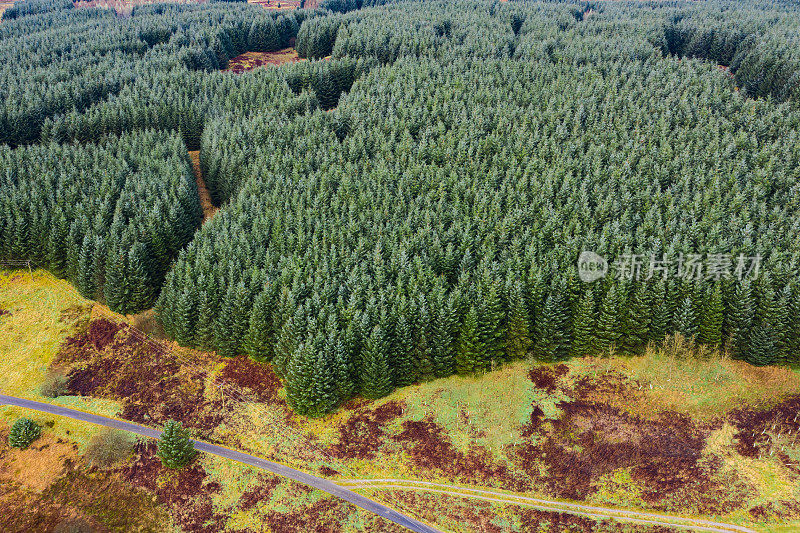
left=3, top=268, right=800, bottom=531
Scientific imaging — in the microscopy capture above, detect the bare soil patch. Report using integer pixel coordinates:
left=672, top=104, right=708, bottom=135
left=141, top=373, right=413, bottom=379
left=189, top=150, right=218, bottom=222
left=223, top=48, right=301, bottom=74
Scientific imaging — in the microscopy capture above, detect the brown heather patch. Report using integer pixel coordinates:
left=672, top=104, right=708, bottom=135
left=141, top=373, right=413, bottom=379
left=728, top=395, right=800, bottom=461
left=223, top=48, right=301, bottom=74
left=238, top=473, right=281, bottom=511
left=527, top=363, right=569, bottom=392
left=514, top=364, right=747, bottom=514
left=56, top=319, right=222, bottom=433
left=264, top=496, right=356, bottom=533
left=392, top=417, right=523, bottom=490
left=327, top=400, right=405, bottom=460
left=217, top=355, right=283, bottom=404
left=121, top=441, right=223, bottom=532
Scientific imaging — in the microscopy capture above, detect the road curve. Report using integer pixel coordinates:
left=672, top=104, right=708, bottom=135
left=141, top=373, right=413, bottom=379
left=339, top=480, right=759, bottom=533
left=0, top=395, right=442, bottom=533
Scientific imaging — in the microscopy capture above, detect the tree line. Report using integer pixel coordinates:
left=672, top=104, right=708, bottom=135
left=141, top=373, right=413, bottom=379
left=3, top=0, right=800, bottom=415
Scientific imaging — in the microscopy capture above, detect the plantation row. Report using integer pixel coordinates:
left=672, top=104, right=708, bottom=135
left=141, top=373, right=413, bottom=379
left=3, top=0, right=800, bottom=414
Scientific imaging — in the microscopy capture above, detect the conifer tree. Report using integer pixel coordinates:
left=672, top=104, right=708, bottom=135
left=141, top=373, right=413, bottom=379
left=621, top=282, right=651, bottom=354
left=594, top=285, right=622, bottom=354
left=747, top=324, right=778, bottom=366
left=310, top=343, right=339, bottom=416
left=649, top=279, right=670, bottom=344
left=156, top=420, right=197, bottom=469
left=361, top=325, right=393, bottom=399
left=504, top=280, right=531, bottom=360
left=570, top=289, right=596, bottom=357
left=457, top=306, right=481, bottom=374
left=727, top=280, right=754, bottom=358
left=244, top=288, right=275, bottom=361
left=534, top=287, right=571, bottom=362
left=393, top=314, right=416, bottom=387
left=699, top=283, right=724, bottom=346
left=285, top=341, right=315, bottom=414
left=478, top=281, right=505, bottom=371
left=432, top=294, right=457, bottom=377
left=675, top=295, right=698, bottom=339
left=8, top=417, right=40, bottom=449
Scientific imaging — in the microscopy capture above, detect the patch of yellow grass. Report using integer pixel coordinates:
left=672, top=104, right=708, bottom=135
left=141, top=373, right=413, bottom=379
left=0, top=269, right=90, bottom=397
left=0, top=431, right=77, bottom=492
left=704, top=423, right=796, bottom=509
left=0, top=269, right=123, bottom=446
left=622, top=336, right=798, bottom=418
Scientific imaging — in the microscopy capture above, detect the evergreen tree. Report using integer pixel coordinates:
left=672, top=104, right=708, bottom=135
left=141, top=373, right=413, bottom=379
left=747, top=324, right=778, bottom=366
left=156, top=420, right=197, bottom=469
left=621, top=282, right=651, bottom=354
left=8, top=417, right=41, bottom=449
left=312, top=348, right=340, bottom=416
left=594, top=285, right=622, bottom=354
left=456, top=306, right=482, bottom=374
left=477, top=281, right=505, bottom=371
left=699, top=283, right=724, bottom=346
left=244, top=288, right=274, bottom=361
left=649, top=279, right=670, bottom=344
left=504, top=280, right=531, bottom=360
left=393, top=313, right=416, bottom=387
left=534, top=287, right=571, bottom=362
left=727, top=280, right=754, bottom=358
left=570, top=289, right=596, bottom=357
left=432, top=294, right=457, bottom=377
left=361, top=325, right=393, bottom=399
left=285, top=341, right=316, bottom=414
left=675, top=295, right=698, bottom=339
left=76, top=235, right=96, bottom=300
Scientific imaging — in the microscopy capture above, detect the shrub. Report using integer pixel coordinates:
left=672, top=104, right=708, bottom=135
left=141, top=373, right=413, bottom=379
left=83, top=429, right=137, bottom=468
left=8, top=417, right=41, bottom=449
left=40, top=369, right=69, bottom=398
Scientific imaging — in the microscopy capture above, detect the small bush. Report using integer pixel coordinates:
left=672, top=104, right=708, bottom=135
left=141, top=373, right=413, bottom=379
left=40, top=369, right=69, bottom=398
left=84, top=429, right=137, bottom=468
left=8, top=417, right=41, bottom=449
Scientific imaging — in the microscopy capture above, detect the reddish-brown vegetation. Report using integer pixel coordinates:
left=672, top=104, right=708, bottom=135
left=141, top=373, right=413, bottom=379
left=248, top=0, right=306, bottom=11
left=74, top=0, right=205, bottom=16
left=122, top=441, right=224, bottom=532
left=328, top=401, right=404, bottom=460
left=729, top=395, right=800, bottom=463
left=513, top=366, right=752, bottom=515
left=223, top=48, right=301, bottom=74
left=56, top=319, right=222, bottom=433
left=217, top=355, right=283, bottom=404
